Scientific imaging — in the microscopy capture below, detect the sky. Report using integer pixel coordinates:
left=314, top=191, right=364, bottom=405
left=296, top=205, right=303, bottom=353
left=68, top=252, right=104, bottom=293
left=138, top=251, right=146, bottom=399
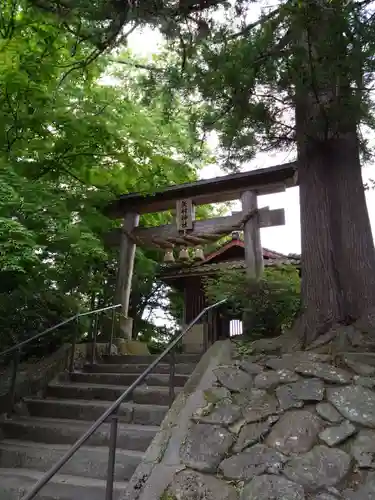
left=125, top=26, right=375, bottom=256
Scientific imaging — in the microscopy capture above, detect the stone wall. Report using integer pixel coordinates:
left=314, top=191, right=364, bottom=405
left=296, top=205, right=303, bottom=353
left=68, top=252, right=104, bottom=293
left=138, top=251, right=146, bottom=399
left=0, top=344, right=71, bottom=416
left=0, top=341, right=107, bottom=416
left=126, top=338, right=375, bottom=500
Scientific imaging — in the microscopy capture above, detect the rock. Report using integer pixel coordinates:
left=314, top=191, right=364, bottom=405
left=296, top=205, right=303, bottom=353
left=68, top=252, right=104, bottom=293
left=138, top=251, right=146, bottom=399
left=343, top=356, right=375, bottom=376
left=229, top=418, right=247, bottom=435
left=234, top=389, right=260, bottom=407
left=353, top=375, right=375, bottom=389
left=276, top=385, right=304, bottom=411
left=251, top=337, right=283, bottom=354
left=351, top=429, right=375, bottom=468
left=316, top=403, right=344, bottom=424
left=283, top=445, right=351, bottom=491
left=240, top=360, right=264, bottom=375
left=198, top=400, right=242, bottom=426
left=237, top=354, right=263, bottom=363
left=289, top=378, right=325, bottom=401
left=180, top=423, right=234, bottom=472
left=240, top=474, right=305, bottom=500
left=193, top=403, right=214, bottom=420
left=344, top=471, right=375, bottom=499
left=307, top=329, right=338, bottom=350
left=254, top=371, right=280, bottom=390
left=219, top=444, right=287, bottom=480
left=342, top=352, right=375, bottom=367
left=295, top=362, right=352, bottom=384
left=235, top=389, right=279, bottom=423
left=277, top=369, right=300, bottom=383
left=203, top=387, right=232, bottom=403
left=166, top=469, right=238, bottom=500
left=325, top=487, right=341, bottom=496
left=214, top=366, right=253, bottom=392
left=311, top=494, right=340, bottom=500
left=233, top=419, right=273, bottom=452
left=327, top=385, right=375, bottom=428
left=265, top=352, right=332, bottom=371
left=266, top=355, right=295, bottom=371
left=266, top=410, right=322, bottom=455
left=319, top=420, right=356, bottom=447
left=341, top=324, right=366, bottom=347
left=354, top=307, right=375, bottom=334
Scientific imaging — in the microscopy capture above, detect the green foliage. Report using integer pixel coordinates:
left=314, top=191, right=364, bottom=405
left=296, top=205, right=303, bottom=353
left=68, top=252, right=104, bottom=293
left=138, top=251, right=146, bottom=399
left=233, top=340, right=255, bottom=359
left=30, top=0, right=375, bottom=338
left=0, top=1, right=211, bottom=356
left=74, top=0, right=375, bottom=169
left=204, top=266, right=301, bottom=340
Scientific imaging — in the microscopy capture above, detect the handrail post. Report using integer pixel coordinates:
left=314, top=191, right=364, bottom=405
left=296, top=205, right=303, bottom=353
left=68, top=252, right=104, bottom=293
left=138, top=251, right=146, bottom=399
left=8, top=348, right=20, bottom=416
left=107, top=308, right=116, bottom=356
left=168, top=348, right=175, bottom=408
left=69, top=318, right=78, bottom=374
left=90, top=312, right=99, bottom=365
left=105, top=412, right=118, bottom=500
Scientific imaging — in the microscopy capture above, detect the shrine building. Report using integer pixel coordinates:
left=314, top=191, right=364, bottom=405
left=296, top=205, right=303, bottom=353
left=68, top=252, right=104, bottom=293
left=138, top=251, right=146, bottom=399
left=159, top=232, right=300, bottom=353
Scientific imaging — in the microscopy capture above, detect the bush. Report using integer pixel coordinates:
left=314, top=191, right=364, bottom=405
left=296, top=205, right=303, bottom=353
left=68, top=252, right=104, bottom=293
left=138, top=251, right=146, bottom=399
left=204, top=265, right=301, bottom=340
left=0, top=288, right=88, bottom=362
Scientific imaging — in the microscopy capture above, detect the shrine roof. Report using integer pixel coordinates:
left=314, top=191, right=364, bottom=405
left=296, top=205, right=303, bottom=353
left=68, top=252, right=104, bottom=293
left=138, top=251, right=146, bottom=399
left=159, top=237, right=300, bottom=281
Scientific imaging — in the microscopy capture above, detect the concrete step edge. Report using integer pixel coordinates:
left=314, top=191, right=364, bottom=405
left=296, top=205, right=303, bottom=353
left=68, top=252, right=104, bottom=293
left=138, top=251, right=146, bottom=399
left=84, top=362, right=195, bottom=370
left=68, top=371, right=188, bottom=384
left=73, top=370, right=188, bottom=377
left=48, top=381, right=174, bottom=392
left=0, top=439, right=144, bottom=458
left=0, top=467, right=129, bottom=488
left=1, top=416, right=160, bottom=432
left=24, top=397, right=169, bottom=411
left=100, top=355, right=201, bottom=364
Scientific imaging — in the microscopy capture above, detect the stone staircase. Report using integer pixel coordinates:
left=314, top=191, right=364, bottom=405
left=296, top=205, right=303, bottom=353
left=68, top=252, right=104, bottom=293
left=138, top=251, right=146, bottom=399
left=0, top=353, right=200, bottom=500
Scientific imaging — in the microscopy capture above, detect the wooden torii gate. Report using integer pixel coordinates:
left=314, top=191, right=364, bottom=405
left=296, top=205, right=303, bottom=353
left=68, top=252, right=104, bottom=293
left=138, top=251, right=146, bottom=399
left=105, top=161, right=297, bottom=339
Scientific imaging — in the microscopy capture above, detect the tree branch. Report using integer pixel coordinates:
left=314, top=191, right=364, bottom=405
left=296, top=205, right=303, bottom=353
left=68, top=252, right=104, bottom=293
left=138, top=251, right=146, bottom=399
left=229, top=6, right=281, bottom=40
left=109, top=59, right=165, bottom=73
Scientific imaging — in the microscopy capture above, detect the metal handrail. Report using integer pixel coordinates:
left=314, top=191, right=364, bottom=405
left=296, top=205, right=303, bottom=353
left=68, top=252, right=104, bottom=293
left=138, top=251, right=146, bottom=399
left=0, top=303, right=122, bottom=360
left=1, top=303, right=122, bottom=417
left=22, top=298, right=226, bottom=500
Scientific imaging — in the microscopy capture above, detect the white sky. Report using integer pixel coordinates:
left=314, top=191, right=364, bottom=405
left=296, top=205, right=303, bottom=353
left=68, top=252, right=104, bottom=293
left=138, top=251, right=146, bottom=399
left=126, top=26, right=375, bottom=256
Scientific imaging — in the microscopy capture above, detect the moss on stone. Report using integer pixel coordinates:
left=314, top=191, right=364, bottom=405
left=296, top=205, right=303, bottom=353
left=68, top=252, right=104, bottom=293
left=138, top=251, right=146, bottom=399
left=160, top=490, right=177, bottom=500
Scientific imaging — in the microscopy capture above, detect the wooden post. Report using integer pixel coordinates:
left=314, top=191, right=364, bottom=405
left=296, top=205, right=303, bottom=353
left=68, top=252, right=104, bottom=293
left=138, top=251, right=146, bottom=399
left=116, top=212, right=139, bottom=339
left=241, top=191, right=263, bottom=278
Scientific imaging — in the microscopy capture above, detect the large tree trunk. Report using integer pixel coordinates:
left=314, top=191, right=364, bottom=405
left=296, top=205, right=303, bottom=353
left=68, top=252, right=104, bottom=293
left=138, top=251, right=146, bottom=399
left=292, top=0, right=375, bottom=345
left=327, top=133, right=375, bottom=318
left=297, top=120, right=375, bottom=344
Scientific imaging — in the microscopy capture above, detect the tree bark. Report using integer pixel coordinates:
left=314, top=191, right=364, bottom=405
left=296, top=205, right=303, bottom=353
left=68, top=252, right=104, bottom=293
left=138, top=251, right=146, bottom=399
left=291, top=0, right=375, bottom=345
left=297, top=124, right=375, bottom=344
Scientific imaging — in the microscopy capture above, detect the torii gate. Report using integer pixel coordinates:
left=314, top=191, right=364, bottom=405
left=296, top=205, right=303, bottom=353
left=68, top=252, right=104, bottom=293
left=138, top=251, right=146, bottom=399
left=105, top=162, right=297, bottom=339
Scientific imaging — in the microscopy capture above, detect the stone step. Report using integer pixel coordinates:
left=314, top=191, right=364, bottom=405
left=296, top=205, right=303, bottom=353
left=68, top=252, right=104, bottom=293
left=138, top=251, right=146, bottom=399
left=66, top=371, right=189, bottom=388
left=0, top=440, right=142, bottom=481
left=0, top=467, right=128, bottom=500
left=101, top=354, right=201, bottom=365
left=46, top=381, right=181, bottom=405
left=84, top=362, right=195, bottom=375
left=25, top=397, right=168, bottom=426
left=0, top=417, right=158, bottom=451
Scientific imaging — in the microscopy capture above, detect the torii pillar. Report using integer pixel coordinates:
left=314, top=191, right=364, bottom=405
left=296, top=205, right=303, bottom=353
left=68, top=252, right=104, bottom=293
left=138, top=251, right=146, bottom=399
left=116, top=212, right=139, bottom=339
left=241, top=191, right=264, bottom=278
